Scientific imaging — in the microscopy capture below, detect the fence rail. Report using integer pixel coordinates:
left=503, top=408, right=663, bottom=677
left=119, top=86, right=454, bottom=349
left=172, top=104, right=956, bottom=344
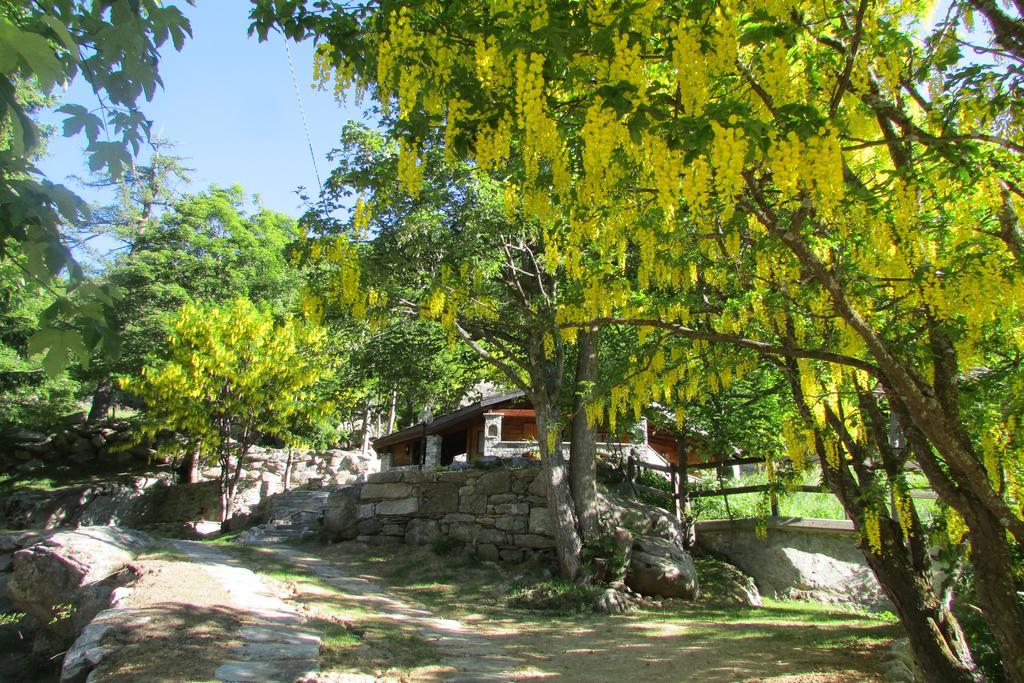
left=621, top=450, right=935, bottom=524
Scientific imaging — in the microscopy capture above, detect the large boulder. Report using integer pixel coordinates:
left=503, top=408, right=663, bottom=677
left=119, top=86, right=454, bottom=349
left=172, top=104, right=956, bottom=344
left=6, top=527, right=152, bottom=651
left=598, top=491, right=687, bottom=547
left=626, top=535, right=699, bottom=599
left=323, top=484, right=363, bottom=540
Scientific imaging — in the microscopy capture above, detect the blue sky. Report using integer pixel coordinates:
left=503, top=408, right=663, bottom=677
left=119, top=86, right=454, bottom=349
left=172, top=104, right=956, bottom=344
left=39, top=1, right=371, bottom=220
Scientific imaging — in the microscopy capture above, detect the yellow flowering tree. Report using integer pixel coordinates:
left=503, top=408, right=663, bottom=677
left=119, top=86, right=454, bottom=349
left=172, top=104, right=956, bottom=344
left=122, top=298, right=332, bottom=523
left=296, top=123, right=589, bottom=577
left=253, top=1, right=1024, bottom=676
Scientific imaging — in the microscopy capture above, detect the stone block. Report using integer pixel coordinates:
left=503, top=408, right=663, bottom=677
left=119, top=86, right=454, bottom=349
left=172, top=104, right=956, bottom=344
left=529, top=507, right=553, bottom=535
left=375, top=497, right=418, bottom=516
left=449, top=523, right=508, bottom=546
left=488, top=493, right=518, bottom=504
left=500, top=548, right=527, bottom=563
left=360, top=482, right=413, bottom=500
left=514, top=533, right=556, bottom=549
left=367, top=470, right=405, bottom=484
left=477, top=517, right=495, bottom=526
left=357, top=503, right=376, bottom=520
left=442, top=513, right=477, bottom=523
left=420, top=483, right=459, bottom=515
left=459, top=494, right=486, bottom=515
left=528, top=472, right=547, bottom=497
left=381, top=524, right=406, bottom=537
left=495, top=515, right=528, bottom=533
left=356, top=519, right=380, bottom=535
left=474, top=469, right=511, bottom=495
left=405, top=519, right=441, bottom=545
left=433, top=470, right=471, bottom=485
left=495, top=502, right=530, bottom=516
left=476, top=544, right=500, bottom=562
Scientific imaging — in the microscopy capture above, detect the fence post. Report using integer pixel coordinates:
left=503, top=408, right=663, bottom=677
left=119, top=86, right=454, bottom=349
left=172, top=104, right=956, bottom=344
left=676, top=436, right=694, bottom=547
left=626, top=449, right=636, bottom=486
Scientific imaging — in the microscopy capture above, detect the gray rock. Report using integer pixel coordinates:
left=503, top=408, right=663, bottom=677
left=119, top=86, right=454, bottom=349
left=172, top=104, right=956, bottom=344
left=459, top=493, right=487, bottom=515
left=214, top=659, right=318, bottom=682
left=366, top=470, right=405, bottom=484
left=375, top=497, right=418, bottom=516
left=514, top=533, right=556, bottom=549
left=360, top=482, right=413, bottom=499
left=60, top=608, right=151, bottom=683
left=449, top=523, right=508, bottom=545
left=405, top=519, right=441, bottom=545
left=528, top=507, right=553, bottom=535
left=230, top=639, right=321, bottom=660
left=323, top=485, right=362, bottom=540
left=527, top=471, right=547, bottom=497
left=494, top=515, right=527, bottom=533
left=596, top=588, right=633, bottom=614
left=7, top=527, right=152, bottom=648
left=419, top=483, right=459, bottom=515
left=494, top=502, right=529, bottom=515
left=474, top=470, right=511, bottom=495
left=499, top=548, right=526, bottom=563
left=476, top=544, right=500, bottom=562
left=626, top=535, right=699, bottom=599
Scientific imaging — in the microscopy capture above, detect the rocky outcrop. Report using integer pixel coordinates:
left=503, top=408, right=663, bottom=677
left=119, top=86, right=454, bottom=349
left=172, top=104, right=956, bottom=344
left=691, top=551, right=762, bottom=606
left=625, top=535, right=699, bottom=599
left=0, top=474, right=174, bottom=530
left=696, top=518, right=890, bottom=610
left=5, top=527, right=152, bottom=654
left=598, top=490, right=688, bottom=547
left=1, top=419, right=154, bottom=472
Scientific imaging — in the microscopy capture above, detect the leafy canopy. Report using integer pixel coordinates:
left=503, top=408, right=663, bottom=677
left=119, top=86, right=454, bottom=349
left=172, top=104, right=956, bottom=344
left=122, top=298, right=333, bottom=462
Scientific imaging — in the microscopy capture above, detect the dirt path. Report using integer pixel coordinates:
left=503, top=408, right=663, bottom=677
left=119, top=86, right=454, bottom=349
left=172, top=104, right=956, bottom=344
left=261, top=544, right=523, bottom=682
left=88, top=541, right=321, bottom=682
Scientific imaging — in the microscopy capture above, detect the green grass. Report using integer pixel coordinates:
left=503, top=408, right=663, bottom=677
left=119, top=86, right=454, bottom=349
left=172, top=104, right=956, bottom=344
left=507, top=579, right=604, bottom=614
left=690, top=469, right=938, bottom=522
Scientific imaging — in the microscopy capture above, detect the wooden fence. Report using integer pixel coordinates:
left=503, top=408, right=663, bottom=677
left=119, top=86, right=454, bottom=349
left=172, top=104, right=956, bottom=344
left=622, top=451, right=937, bottom=524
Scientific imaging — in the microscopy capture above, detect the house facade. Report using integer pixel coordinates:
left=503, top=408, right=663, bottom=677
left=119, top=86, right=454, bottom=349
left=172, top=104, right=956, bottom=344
left=372, top=391, right=699, bottom=470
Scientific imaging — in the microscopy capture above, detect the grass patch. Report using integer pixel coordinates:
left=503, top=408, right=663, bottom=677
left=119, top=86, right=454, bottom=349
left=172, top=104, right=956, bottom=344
left=306, top=541, right=900, bottom=681
left=214, top=542, right=442, bottom=676
left=506, top=579, right=603, bottom=614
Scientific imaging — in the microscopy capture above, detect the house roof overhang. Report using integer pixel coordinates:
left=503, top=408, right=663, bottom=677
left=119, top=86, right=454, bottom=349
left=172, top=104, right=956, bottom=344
left=372, top=390, right=526, bottom=449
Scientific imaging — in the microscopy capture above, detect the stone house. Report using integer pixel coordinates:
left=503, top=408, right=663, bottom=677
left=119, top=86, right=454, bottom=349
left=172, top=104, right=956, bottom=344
left=372, top=391, right=695, bottom=470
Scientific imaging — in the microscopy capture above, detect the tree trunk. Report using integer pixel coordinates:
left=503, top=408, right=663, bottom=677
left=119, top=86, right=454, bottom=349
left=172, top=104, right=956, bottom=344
left=774, top=218, right=1024, bottom=676
left=862, top=523, right=977, bottom=682
left=387, top=388, right=398, bottom=434
left=781, top=350, right=979, bottom=681
left=535, top=398, right=583, bottom=580
left=283, top=447, right=294, bottom=492
left=361, top=400, right=372, bottom=457
left=960, top=498, right=1024, bottom=683
left=88, top=377, right=115, bottom=423
left=569, top=325, right=600, bottom=543
left=177, top=440, right=201, bottom=484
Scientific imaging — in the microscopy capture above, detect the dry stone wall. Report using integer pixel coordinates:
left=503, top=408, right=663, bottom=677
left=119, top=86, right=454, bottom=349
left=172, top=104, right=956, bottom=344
left=324, top=465, right=556, bottom=563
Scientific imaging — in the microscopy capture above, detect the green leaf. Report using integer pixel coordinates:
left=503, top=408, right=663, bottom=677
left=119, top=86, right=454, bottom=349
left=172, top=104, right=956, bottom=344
left=42, top=345, right=69, bottom=377
left=40, top=15, right=79, bottom=55
left=27, top=328, right=61, bottom=357
left=0, top=18, right=63, bottom=90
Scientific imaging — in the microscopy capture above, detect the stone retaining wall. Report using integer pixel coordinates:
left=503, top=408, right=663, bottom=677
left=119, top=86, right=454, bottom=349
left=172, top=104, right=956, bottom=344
left=324, top=465, right=555, bottom=563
